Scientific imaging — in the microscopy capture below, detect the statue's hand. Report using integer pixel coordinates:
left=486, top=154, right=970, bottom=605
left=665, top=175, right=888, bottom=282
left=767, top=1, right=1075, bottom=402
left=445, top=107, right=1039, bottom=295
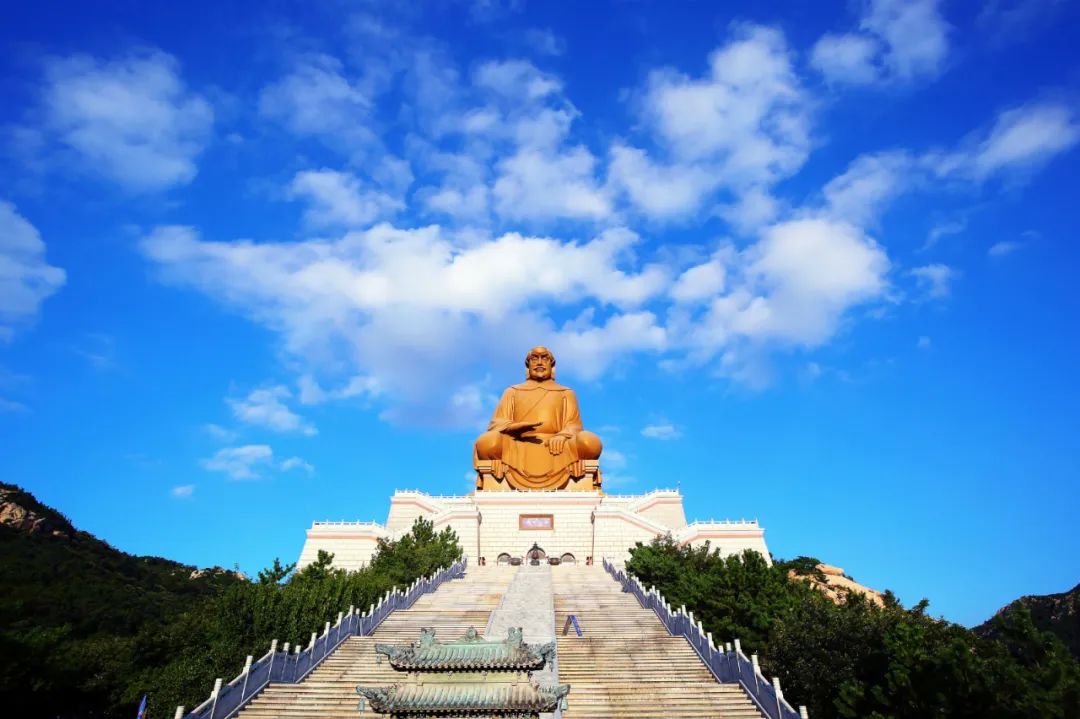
left=503, top=421, right=542, bottom=436
left=547, top=435, right=567, bottom=455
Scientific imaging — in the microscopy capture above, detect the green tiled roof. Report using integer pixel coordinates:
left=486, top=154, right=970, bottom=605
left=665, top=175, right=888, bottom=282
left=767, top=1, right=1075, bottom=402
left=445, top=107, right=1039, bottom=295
left=375, top=627, right=553, bottom=672
left=356, top=681, right=570, bottom=715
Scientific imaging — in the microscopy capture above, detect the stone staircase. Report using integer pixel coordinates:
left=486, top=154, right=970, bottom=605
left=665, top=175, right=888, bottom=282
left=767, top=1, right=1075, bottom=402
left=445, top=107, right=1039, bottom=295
left=555, top=565, right=765, bottom=718
left=235, top=566, right=515, bottom=718
left=234, top=563, right=764, bottom=718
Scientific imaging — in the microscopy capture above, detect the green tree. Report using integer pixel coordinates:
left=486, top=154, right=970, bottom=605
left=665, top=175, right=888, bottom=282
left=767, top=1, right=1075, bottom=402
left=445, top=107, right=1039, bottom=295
left=0, top=484, right=462, bottom=719
left=624, top=536, right=1080, bottom=719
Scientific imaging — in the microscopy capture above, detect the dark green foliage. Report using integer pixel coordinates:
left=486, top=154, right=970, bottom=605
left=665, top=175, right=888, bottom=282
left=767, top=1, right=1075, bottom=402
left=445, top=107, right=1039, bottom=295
left=626, top=536, right=1080, bottom=719
left=0, top=484, right=461, bottom=718
left=775, top=555, right=827, bottom=582
left=975, top=583, right=1080, bottom=661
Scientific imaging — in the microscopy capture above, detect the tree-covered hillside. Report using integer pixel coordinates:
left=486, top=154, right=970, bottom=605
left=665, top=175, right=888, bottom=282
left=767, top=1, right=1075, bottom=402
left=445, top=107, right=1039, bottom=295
left=0, top=483, right=461, bottom=718
left=625, top=537, right=1080, bottom=719
left=975, top=582, right=1080, bottom=661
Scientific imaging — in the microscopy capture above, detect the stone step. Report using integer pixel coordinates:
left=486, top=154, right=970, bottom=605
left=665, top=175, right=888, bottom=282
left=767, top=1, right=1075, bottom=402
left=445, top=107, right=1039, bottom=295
left=236, top=564, right=766, bottom=719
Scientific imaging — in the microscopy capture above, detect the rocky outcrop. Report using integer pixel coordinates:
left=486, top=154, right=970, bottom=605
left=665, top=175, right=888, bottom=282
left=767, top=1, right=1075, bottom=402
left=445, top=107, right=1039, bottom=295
left=789, top=563, right=886, bottom=607
left=189, top=567, right=248, bottom=581
left=975, top=583, right=1080, bottom=659
left=0, top=486, right=71, bottom=538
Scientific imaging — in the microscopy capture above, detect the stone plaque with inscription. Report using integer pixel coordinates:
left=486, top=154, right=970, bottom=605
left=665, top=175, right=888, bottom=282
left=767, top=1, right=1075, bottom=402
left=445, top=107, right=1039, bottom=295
left=519, top=514, right=554, bottom=530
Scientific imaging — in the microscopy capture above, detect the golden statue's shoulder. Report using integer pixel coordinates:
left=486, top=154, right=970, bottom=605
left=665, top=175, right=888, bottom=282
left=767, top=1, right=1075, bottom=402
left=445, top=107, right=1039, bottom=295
left=510, top=380, right=572, bottom=391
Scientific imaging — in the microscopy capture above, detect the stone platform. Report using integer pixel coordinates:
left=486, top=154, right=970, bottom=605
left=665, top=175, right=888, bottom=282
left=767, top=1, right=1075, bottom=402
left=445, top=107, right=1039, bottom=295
left=297, top=488, right=769, bottom=570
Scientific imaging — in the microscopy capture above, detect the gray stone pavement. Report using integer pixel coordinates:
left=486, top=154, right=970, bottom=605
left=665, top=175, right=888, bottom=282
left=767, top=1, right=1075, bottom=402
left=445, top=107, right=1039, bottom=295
left=485, top=563, right=559, bottom=716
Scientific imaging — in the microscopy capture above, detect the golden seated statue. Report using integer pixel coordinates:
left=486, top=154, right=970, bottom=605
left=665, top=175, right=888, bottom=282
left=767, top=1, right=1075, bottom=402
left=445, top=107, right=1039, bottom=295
left=474, top=346, right=602, bottom=492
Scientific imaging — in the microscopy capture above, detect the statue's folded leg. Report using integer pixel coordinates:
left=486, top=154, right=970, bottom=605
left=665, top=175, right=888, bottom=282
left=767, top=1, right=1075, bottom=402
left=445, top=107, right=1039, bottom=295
left=574, top=430, right=603, bottom=460
left=474, top=430, right=503, bottom=460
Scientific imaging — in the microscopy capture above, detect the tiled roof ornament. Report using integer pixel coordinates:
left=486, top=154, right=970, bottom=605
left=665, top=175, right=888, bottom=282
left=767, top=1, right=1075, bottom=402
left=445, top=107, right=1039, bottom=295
left=359, top=626, right=569, bottom=716
left=374, top=627, right=554, bottom=672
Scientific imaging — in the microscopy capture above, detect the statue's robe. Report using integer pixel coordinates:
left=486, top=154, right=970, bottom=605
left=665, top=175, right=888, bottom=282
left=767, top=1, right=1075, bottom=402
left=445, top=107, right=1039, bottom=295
left=476, top=380, right=588, bottom=490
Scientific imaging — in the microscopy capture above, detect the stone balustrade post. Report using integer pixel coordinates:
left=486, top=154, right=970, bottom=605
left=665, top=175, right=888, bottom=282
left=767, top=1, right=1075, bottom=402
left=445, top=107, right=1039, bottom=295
left=800, top=705, right=809, bottom=718
left=773, top=677, right=784, bottom=718
left=239, top=652, right=253, bottom=695
left=751, top=654, right=761, bottom=692
left=208, top=678, right=222, bottom=719
left=174, top=706, right=184, bottom=719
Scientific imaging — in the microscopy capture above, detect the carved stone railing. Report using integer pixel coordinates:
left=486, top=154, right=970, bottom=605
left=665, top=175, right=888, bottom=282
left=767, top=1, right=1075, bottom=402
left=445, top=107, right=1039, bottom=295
left=173, top=559, right=467, bottom=719
left=603, top=558, right=807, bottom=719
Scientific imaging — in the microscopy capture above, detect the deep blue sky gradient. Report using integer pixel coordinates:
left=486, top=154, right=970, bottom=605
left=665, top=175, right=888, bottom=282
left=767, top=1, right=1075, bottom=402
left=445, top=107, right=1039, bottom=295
left=2, top=1, right=1079, bottom=627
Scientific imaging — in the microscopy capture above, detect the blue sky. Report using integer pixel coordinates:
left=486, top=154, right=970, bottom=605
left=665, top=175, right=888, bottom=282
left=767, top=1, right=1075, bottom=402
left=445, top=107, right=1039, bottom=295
left=2, top=0, right=1078, bottom=627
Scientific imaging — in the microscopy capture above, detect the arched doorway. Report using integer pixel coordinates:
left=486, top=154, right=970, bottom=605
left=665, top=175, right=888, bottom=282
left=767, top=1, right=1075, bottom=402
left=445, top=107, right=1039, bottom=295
left=496, top=553, right=512, bottom=566
left=526, top=543, right=546, bottom=564
left=560, top=553, right=576, bottom=565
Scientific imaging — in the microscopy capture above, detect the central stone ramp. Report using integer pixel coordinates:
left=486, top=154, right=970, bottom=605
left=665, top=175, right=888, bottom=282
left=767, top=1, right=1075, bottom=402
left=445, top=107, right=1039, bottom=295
left=237, top=565, right=515, bottom=718
left=554, top=565, right=764, bottom=719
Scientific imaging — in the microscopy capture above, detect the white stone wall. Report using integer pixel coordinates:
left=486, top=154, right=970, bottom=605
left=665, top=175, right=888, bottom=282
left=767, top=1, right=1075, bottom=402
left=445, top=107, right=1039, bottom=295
left=475, top=492, right=600, bottom=563
left=296, top=488, right=770, bottom=570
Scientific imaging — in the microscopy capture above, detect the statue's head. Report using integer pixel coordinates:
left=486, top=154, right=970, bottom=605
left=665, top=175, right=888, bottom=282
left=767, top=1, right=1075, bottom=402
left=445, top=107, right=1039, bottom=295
left=525, top=346, right=555, bottom=381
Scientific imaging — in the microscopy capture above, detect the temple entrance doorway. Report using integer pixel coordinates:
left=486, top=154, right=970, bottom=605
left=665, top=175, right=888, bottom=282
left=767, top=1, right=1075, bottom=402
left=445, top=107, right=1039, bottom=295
left=526, top=543, right=546, bottom=565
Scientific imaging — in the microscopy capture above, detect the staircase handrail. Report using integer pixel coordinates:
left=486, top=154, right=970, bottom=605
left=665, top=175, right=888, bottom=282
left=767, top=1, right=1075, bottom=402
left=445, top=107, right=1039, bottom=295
left=177, top=558, right=468, bottom=719
left=602, top=558, right=808, bottom=719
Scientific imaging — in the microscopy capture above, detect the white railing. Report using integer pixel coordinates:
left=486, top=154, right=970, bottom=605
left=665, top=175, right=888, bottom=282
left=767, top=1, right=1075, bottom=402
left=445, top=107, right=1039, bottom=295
left=603, top=558, right=807, bottom=719
left=176, top=559, right=467, bottom=719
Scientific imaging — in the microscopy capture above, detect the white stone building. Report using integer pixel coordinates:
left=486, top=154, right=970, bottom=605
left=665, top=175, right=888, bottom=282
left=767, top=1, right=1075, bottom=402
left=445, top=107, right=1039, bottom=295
left=297, top=488, right=770, bottom=570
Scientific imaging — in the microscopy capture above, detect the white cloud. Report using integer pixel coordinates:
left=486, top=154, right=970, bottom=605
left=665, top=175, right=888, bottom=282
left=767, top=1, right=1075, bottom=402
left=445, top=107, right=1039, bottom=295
left=935, top=103, right=1080, bottom=181
left=40, top=50, right=212, bottom=190
left=608, top=145, right=718, bottom=219
left=864, top=0, right=950, bottom=81
left=228, top=386, right=316, bottom=435
left=643, top=25, right=810, bottom=180
left=0, top=202, right=66, bottom=341
left=641, top=423, right=680, bottom=440
left=614, top=25, right=810, bottom=224
left=823, top=152, right=915, bottom=226
left=140, top=223, right=669, bottom=425
left=812, top=0, right=949, bottom=86
left=727, top=218, right=889, bottom=347
left=522, top=28, right=566, bottom=56
left=474, top=59, right=561, bottom=103
left=298, top=374, right=380, bottom=405
left=923, top=219, right=966, bottom=251
left=290, top=169, right=403, bottom=228
left=988, top=240, right=1022, bottom=258
left=203, top=423, right=238, bottom=442
left=910, top=263, right=955, bottom=299
left=603, top=448, right=627, bottom=469
left=259, top=54, right=372, bottom=146
left=493, top=146, right=611, bottom=221
left=553, top=311, right=667, bottom=381
left=280, top=456, right=315, bottom=475
left=671, top=255, right=728, bottom=304
left=201, top=444, right=274, bottom=480
left=811, top=34, right=881, bottom=85
left=409, top=57, right=611, bottom=225
left=917, top=335, right=931, bottom=349
left=717, top=187, right=781, bottom=233
left=171, top=484, right=195, bottom=499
